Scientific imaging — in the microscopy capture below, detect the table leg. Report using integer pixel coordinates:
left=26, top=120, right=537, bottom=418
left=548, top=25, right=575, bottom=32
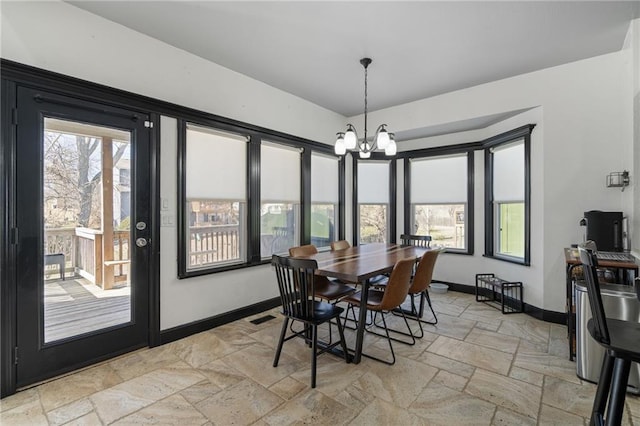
left=353, top=278, right=370, bottom=364
left=566, top=263, right=578, bottom=361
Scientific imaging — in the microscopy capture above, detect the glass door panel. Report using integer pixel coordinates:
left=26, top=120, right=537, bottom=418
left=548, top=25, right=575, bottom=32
left=42, top=118, right=133, bottom=343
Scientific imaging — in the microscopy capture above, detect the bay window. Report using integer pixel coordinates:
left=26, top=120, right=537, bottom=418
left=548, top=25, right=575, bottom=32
left=409, top=153, right=471, bottom=252
left=357, top=161, right=390, bottom=244
left=484, top=125, right=533, bottom=265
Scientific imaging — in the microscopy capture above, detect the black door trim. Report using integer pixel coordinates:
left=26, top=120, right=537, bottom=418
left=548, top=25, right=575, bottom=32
left=1, top=80, right=18, bottom=398
left=0, top=75, right=161, bottom=399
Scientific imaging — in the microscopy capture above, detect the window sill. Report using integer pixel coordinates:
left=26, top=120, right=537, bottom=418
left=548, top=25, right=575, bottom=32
left=178, top=259, right=271, bottom=279
left=441, top=249, right=473, bottom=256
left=483, top=253, right=530, bottom=266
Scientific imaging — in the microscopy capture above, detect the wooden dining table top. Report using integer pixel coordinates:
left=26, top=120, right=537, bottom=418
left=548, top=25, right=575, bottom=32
left=302, top=243, right=430, bottom=283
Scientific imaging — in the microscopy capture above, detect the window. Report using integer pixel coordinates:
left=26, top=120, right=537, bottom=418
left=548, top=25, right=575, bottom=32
left=311, top=153, right=339, bottom=249
left=261, top=142, right=301, bottom=258
left=409, top=153, right=471, bottom=252
left=357, top=161, right=390, bottom=244
left=484, top=125, right=533, bottom=265
left=176, top=116, right=340, bottom=277
left=182, top=124, right=247, bottom=273
left=493, top=141, right=525, bottom=258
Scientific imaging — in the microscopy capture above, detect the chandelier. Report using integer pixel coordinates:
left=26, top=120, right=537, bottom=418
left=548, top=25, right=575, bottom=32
left=334, top=58, right=396, bottom=158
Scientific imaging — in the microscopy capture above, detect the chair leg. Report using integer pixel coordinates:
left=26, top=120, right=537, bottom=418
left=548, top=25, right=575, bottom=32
left=421, top=290, right=438, bottom=325
left=591, top=352, right=614, bottom=425
left=343, top=303, right=372, bottom=330
left=335, top=315, right=350, bottom=364
left=361, top=311, right=397, bottom=365
left=605, top=357, right=631, bottom=426
left=371, top=309, right=416, bottom=346
left=273, top=318, right=289, bottom=368
left=311, top=324, right=318, bottom=389
left=379, top=312, right=396, bottom=365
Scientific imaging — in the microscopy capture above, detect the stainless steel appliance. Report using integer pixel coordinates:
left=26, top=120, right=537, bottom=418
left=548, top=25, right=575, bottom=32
left=575, top=282, right=640, bottom=394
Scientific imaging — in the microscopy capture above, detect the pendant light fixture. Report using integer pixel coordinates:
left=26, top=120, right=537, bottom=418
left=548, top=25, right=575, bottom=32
left=334, top=58, right=396, bottom=158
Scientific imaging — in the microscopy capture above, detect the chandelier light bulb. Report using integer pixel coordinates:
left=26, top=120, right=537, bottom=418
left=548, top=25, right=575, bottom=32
left=376, top=126, right=390, bottom=149
left=385, top=139, right=397, bottom=156
left=359, top=150, right=371, bottom=159
left=344, top=127, right=357, bottom=150
left=335, top=138, right=346, bottom=155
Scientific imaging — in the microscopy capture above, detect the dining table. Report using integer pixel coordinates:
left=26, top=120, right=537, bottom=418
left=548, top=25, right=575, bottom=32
left=303, top=242, right=430, bottom=364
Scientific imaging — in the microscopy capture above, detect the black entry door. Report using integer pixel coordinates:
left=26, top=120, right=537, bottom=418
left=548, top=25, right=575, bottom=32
left=15, top=87, right=152, bottom=388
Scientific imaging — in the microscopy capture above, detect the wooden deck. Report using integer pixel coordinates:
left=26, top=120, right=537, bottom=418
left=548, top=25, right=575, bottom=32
left=44, top=279, right=131, bottom=343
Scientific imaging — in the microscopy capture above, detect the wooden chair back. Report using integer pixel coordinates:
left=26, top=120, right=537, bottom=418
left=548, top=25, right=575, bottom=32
left=330, top=240, right=351, bottom=251
left=289, top=244, right=318, bottom=257
left=272, top=255, right=318, bottom=320
left=400, top=234, right=432, bottom=248
left=578, top=247, right=610, bottom=345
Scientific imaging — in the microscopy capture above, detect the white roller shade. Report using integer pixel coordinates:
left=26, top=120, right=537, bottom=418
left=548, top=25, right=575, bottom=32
left=358, top=161, right=389, bottom=203
left=186, top=124, right=246, bottom=199
left=311, top=153, right=339, bottom=203
left=261, top=142, right=301, bottom=202
left=410, top=154, right=467, bottom=203
left=493, top=140, right=524, bottom=201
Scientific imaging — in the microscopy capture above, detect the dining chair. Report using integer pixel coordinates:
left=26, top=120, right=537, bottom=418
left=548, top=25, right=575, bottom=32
left=404, top=248, right=444, bottom=327
left=400, top=234, right=432, bottom=248
left=578, top=247, right=640, bottom=425
left=272, top=255, right=350, bottom=388
left=330, top=240, right=351, bottom=251
left=368, top=248, right=444, bottom=342
left=342, top=257, right=416, bottom=365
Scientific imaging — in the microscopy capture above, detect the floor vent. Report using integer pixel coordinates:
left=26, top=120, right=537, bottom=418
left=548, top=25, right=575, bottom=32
left=250, top=314, right=276, bottom=325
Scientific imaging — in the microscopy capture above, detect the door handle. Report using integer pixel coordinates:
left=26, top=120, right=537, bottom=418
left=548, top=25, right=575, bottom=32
left=135, top=237, right=148, bottom=247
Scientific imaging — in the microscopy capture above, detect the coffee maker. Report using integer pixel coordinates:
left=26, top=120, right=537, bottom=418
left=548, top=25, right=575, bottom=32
left=583, top=211, right=624, bottom=252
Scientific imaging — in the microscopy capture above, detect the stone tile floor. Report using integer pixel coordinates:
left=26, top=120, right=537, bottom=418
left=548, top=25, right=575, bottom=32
left=1, top=291, right=639, bottom=425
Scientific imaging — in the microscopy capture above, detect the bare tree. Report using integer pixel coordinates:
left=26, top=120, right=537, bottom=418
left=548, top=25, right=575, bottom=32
left=44, top=132, right=128, bottom=228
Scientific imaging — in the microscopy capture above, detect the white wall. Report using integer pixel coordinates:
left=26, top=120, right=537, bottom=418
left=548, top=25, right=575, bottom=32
left=160, top=117, right=278, bottom=329
left=1, top=1, right=344, bottom=330
left=355, top=50, right=634, bottom=312
left=0, top=1, right=344, bottom=145
left=627, top=19, right=640, bottom=257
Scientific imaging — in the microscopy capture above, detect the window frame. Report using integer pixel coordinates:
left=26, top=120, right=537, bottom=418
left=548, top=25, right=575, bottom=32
left=309, top=152, right=341, bottom=250
left=180, top=124, right=249, bottom=274
left=353, top=155, right=396, bottom=245
left=177, top=118, right=342, bottom=278
left=483, top=125, right=534, bottom=266
left=259, top=141, right=302, bottom=259
left=404, top=150, right=474, bottom=255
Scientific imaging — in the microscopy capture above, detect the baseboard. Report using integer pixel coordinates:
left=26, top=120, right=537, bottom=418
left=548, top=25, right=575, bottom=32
left=158, top=279, right=567, bottom=346
left=433, top=280, right=566, bottom=325
left=159, top=297, right=281, bottom=345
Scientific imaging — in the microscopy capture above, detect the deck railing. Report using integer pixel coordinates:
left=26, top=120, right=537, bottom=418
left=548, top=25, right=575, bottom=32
left=45, top=227, right=129, bottom=288
left=45, top=227, right=76, bottom=278
left=189, top=224, right=241, bottom=267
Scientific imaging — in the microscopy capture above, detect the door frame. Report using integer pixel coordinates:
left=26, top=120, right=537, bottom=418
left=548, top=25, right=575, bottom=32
left=0, top=62, right=161, bottom=398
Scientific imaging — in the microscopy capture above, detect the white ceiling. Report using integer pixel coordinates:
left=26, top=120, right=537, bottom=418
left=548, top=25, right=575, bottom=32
left=68, top=1, right=638, bottom=136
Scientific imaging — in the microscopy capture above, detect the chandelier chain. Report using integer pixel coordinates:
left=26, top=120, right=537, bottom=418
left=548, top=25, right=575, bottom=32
left=363, top=63, right=368, bottom=144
